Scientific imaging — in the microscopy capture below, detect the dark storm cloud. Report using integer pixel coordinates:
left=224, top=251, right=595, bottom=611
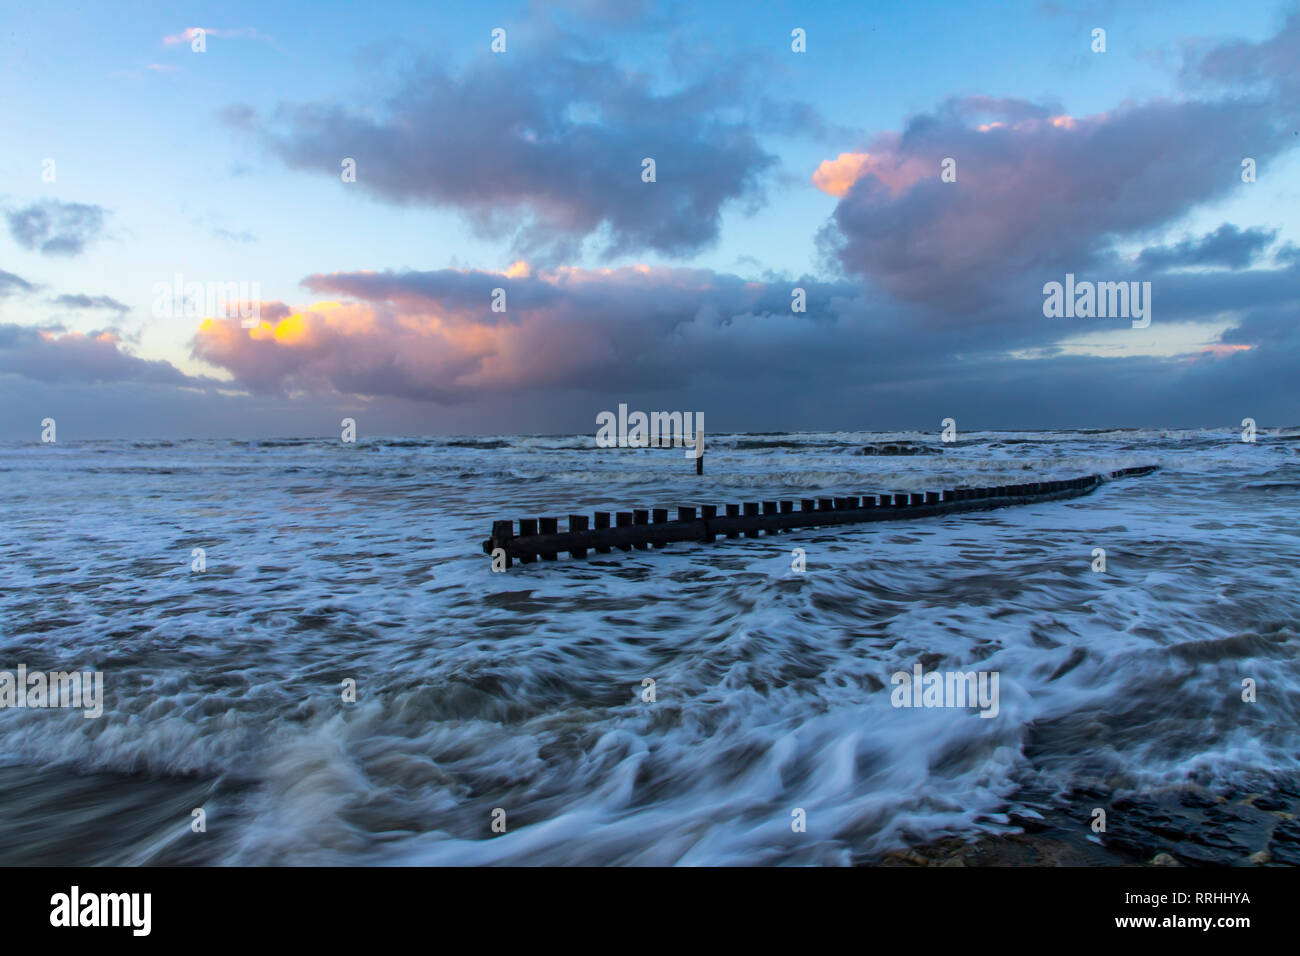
left=247, top=51, right=787, bottom=261
left=5, top=200, right=108, bottom=257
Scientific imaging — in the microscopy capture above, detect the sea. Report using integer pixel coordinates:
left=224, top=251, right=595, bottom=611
left=1, top=427, right=1297, bottom=865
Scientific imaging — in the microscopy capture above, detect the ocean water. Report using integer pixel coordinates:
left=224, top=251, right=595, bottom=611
left=1, top=427, right=1297, bottom=866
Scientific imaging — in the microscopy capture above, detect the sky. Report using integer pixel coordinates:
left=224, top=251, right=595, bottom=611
left=0, top=0, right=1297, bottom=438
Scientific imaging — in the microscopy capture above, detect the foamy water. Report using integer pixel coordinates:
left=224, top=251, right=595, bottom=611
left=1, top=428, right=1297, bottom=864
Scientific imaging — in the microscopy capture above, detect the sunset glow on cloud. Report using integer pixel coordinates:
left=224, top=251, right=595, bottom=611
left=811, top=151, right=932, bottom=198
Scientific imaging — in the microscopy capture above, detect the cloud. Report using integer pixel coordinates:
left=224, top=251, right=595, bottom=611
left=0, top=324, right=194, bottom=385
left=4, top=244, right=1292, bottom=434
left=529, top=0, right=653, bottom=26
left=817, top=94, right=1295, bottom=311
left=0, top=269, right=34, bottom=298
left=1180, top=8, right=1300, bottom=97
left=162, top=27, right=267, bottom=47
left=813, top=14, right=1300, bottom=313
left=245, top=50, right=792, bottom=261
left=51, top=293, right=130, bottom=314
left=1138, top=224, right=1279, bottom=272
left=5, top=200, right=107, bottom=257
left=212, top=227, right=256, bottom=244
left=182, top=250, right=1300, bottom=432
left=812, top=150, right=930, bottom=198
left=191, top=263, right=866, bottom=402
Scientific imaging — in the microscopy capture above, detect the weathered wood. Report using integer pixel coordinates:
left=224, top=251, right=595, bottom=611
left=490, top=520, right=514, bottom=569
left=616, top=512, right=633, bottom=552
left=700, top=505, right=716, bottom=542
left=483, top=467, right=1158, bottom=564
left=568, top=514, right=588, bottom=559
left=539, top=517, right=559, bottom=560
left=650, top=508, right=668, bottom=548
left=594, top=512, right=611, bottom=554
left=518, top=518, right=538, bottom=563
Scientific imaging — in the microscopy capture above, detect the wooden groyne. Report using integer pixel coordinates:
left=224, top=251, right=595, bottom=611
left=482, top=465, right=1159, bottom=567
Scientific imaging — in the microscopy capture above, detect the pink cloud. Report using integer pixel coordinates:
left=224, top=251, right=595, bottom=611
left=189, top=263, right=849, bottom=403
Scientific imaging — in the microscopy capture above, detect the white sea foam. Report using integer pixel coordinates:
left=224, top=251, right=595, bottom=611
left=0, top=429, right=1296, bottom=864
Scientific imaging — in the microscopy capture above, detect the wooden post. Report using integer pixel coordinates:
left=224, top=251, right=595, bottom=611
left=518, top=518, right=538, bottom=563
left=491, top=520, right=513, bottom=569
left=652, top=508, right=668, bottom=548
left=483, top=469, right=1154, bottom=567
left=594, top=512, right=611, bottom=554
left=695, top=428, right=703, bottom=475
left=568, top=514, right=588, bottom=559
left=539, top=517, right=558, bottom=560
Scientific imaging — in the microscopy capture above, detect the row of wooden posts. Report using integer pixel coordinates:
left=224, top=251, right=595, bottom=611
left=482, top=465, right=1159, bottom=566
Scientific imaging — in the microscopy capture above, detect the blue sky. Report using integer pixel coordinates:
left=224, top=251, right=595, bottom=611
left=1, top=0, right=1297, bottom=437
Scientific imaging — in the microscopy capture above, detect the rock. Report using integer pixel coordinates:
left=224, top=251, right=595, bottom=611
left=1150, top=852, right=1180, bottom=866
left=879, top=849, right=930, bottom=867
left=858, top=443, right=941, bottom=456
